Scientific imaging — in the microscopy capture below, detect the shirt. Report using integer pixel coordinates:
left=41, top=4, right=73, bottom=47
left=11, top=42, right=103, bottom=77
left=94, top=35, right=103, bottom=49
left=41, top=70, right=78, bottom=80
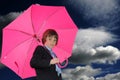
left=45, top=46, right=62, bottom=76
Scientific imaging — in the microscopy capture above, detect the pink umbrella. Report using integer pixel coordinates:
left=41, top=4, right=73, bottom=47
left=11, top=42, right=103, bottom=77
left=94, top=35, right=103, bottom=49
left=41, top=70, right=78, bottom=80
left=0, top=4, right=78, bottom=79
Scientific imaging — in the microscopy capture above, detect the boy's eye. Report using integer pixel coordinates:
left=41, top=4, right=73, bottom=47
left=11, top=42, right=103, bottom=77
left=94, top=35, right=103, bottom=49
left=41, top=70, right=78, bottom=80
left=54, top=39, right=57, bottom=41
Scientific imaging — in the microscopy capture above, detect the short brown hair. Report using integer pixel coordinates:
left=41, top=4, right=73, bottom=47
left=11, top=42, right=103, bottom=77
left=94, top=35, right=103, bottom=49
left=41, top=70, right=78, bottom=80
left=42, top=29, right=58, bottom=45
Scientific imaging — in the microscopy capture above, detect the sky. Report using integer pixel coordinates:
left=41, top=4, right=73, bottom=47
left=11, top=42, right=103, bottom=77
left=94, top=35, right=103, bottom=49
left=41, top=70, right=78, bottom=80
left=0, top=0, right=120, bottom=80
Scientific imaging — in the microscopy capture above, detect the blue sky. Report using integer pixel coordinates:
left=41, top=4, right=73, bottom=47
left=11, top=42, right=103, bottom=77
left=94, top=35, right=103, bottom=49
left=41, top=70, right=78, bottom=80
left=0, top=0, right=120, bottom=80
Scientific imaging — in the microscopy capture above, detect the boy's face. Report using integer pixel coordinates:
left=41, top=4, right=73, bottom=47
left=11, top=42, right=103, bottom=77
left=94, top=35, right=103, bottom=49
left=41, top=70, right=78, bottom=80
left=44, top=35, right=57, bottom=49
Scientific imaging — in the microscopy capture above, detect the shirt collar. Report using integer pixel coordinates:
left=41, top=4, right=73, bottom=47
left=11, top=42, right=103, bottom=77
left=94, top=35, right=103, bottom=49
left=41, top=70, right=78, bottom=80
left=44, top=46, right=52, bottom=51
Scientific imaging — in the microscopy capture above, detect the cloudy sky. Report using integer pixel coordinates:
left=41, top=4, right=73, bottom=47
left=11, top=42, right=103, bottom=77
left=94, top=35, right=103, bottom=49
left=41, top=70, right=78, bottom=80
left=0, top=0, right=120, bottom=80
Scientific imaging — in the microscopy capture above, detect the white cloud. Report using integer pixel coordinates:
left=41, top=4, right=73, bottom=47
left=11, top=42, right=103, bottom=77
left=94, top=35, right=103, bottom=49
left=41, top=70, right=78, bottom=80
left=70, top=27, right=120, bottom=64
left=0, top=12, right=21, bottom=28
left=73, top=27, right=117, bottom=50
left=62, top=65, right=101, bottom=80
left=96, top=72, right=120, bottom=80
left=62, top=65, right=120, bottom=80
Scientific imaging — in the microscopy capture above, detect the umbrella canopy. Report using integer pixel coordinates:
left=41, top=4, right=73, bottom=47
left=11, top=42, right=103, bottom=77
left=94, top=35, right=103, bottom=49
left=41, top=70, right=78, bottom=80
left=0, top=4, right=78, bottom=79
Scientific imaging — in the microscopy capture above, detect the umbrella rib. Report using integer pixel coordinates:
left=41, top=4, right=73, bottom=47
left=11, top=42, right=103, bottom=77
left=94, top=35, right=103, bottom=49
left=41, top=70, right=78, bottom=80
left=38, top=7, right=64, bottom=34
left=21, top=38, right=35, bottom=76
left=4, top=28, right=33, bottom=36
left=31, top=6, right=36, bottom=34
left=4, top=37, right=33, bottom=58
left=49, top=25, right=78, bottom=30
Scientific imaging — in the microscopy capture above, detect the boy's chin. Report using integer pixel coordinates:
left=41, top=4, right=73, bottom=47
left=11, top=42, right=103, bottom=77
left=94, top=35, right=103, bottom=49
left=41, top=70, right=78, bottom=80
left=50, top=46, right=54, bottom=49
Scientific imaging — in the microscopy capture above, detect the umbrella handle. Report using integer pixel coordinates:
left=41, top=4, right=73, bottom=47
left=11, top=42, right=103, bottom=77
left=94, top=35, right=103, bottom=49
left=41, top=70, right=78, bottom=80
left=58, top=59, right=68, bottom=68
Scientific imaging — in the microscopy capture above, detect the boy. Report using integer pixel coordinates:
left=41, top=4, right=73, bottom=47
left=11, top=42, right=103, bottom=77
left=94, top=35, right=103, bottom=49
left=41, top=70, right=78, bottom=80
left=30, top=29, right=62, bottom=80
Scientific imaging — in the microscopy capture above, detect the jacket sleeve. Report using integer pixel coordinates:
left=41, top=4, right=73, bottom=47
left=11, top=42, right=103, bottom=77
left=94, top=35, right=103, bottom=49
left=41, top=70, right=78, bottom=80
left=30, top=46, right=51, bottom=68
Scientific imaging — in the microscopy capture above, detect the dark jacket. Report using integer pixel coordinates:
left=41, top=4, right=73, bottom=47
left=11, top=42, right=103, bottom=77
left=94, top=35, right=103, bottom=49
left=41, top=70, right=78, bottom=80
left=30, top=45, right=62, bottom=80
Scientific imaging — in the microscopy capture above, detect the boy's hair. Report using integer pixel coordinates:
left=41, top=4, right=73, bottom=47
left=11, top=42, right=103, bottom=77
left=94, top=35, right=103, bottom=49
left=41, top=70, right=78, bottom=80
left=42, top=29, right=58, bottom=45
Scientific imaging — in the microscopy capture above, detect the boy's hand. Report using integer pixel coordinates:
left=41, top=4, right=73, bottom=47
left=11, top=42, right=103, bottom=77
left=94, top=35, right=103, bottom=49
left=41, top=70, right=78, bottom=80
left=50, top=58, right=59, bottom=65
